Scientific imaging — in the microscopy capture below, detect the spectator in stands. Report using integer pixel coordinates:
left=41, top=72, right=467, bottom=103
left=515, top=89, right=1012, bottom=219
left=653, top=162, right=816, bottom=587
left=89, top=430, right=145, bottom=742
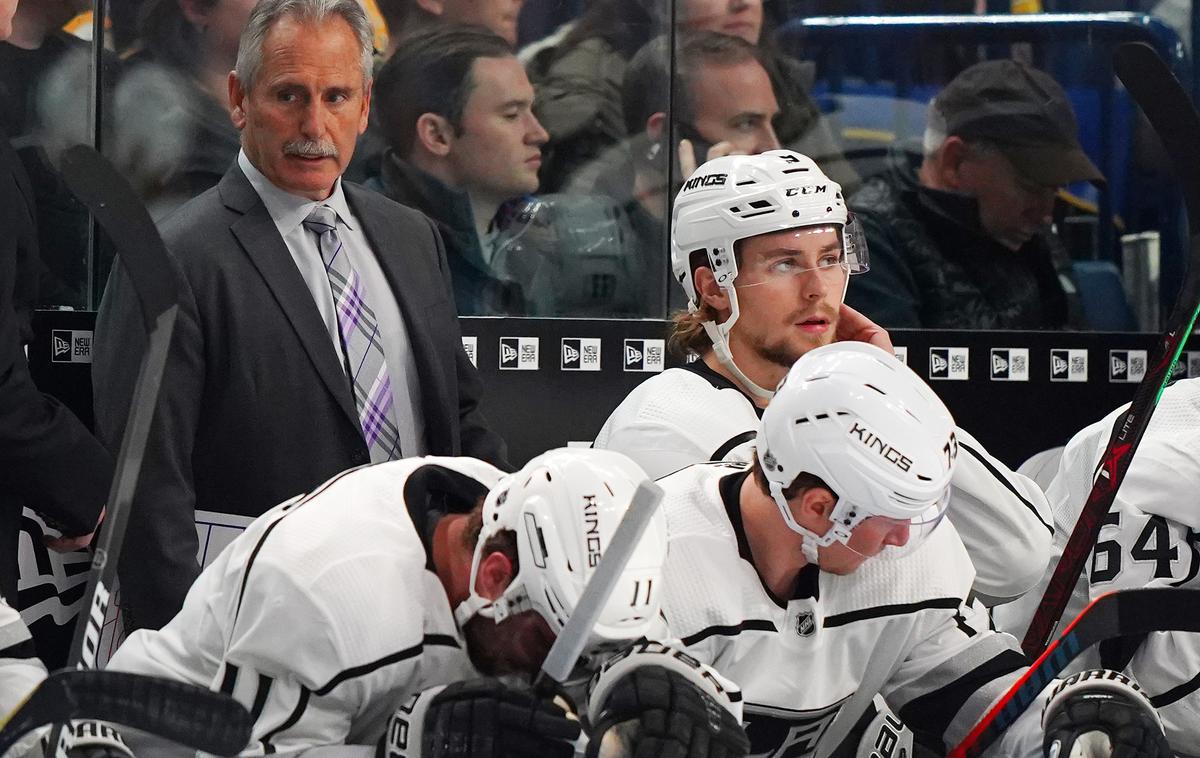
left=526, top=0, right=854, bottom=193
left=370, top=25, right=545, bottom=315
left=375, top=0, right=523, bottom=55
left=569, top=32, right=781, bottom=315
left=0, top=0, right=93, bottom=307
left=847, top=59, right=1103, bottom=330
left=114, top=0, right=254, bottom=213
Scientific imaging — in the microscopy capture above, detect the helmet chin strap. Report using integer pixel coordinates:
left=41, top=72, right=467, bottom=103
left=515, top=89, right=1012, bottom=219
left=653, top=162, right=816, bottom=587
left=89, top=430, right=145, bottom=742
left=701, top=292, right=775, bottom=401
left=701, top=269, right=853, bottom=403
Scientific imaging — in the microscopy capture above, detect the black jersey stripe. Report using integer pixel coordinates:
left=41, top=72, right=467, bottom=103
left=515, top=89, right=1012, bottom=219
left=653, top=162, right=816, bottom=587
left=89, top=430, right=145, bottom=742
left=314, top=634, right=461, bottom=696
left=823, top=597, right=961, bottom=628
left=960, top=441, right=1053, bottom=535
left=218, top=662, right=239, bottom=695
left=0, top=636, right=36, bottom=661
left=681, top=619, right=777, bottom=646
left=231, top=467, right=365, bottom=625
left=261, top=686, right=311, bottom=753
left=896, top=648, right=1028, bottom=747
left=711, top=431, right=757, bottom=462
left=1150, top=669, right=1200, bottom=708
left=249, top=673, right=274, bottom=723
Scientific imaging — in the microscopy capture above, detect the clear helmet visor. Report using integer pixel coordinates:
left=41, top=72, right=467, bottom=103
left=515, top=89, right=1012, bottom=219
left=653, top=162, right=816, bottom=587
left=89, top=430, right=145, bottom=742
left=731, top=216, right=870, bottom=291
left=835, top=489, right=949, bottom=563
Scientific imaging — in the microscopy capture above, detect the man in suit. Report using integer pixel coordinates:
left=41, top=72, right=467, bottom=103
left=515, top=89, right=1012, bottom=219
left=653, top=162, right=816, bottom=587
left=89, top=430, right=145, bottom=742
left=93, top=0, right=508, bottom=632
left=0, top=0, right=110, bottom=613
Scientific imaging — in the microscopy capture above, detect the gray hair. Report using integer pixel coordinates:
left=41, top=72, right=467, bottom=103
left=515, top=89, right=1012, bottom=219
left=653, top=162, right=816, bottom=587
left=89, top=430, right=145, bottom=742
left=922, top=99, right=948, bottom=157
left=235, top=0, right=374, bottom=93
left=922, top=98, right=1000, bottom=160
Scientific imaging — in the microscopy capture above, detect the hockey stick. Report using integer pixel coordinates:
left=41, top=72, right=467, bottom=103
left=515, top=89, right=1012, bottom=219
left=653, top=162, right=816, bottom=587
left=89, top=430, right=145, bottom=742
left=0, top=670, right=252, bottom=757
left=535, top=479, right=665, bottom=689
left=44, top=145, right=183, bottom=755
left=950, top=588, right=1200, bottom=757
left=1021, top=42, right=1200, bottom=659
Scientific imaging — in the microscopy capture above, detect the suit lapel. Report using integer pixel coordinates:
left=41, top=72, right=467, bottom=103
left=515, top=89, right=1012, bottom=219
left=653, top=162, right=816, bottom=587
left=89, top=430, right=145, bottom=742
left=219, top=167, right=360, bottom=430
left=345, top=183, right=453, bottom=452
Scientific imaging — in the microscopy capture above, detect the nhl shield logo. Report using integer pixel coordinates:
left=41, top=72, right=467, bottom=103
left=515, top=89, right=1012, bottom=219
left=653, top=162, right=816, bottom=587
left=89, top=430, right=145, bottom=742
left=795, top=610, right=816, bottom=637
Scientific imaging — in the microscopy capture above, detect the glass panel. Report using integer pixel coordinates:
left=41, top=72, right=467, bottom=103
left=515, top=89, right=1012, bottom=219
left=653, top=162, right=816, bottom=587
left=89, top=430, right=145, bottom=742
left=771, top=6, right=1192, bottom=332
left=61, top=0, right=1200, bottom=329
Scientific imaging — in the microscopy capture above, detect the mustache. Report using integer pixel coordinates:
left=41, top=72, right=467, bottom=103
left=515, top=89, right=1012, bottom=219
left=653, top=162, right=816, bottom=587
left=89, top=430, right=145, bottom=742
left=283, top=139, right=338, bottom=158
left=789, top=307, right=837, bottom=323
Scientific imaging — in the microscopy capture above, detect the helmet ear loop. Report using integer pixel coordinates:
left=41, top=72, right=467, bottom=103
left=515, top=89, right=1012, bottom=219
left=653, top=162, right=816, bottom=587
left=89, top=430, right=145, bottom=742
left=705, top=275, right=776, bottom=401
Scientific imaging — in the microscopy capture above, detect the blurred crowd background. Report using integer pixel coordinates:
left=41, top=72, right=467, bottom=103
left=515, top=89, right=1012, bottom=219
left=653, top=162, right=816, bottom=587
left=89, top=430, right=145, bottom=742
left=1, top=0, right=1194, bottom=329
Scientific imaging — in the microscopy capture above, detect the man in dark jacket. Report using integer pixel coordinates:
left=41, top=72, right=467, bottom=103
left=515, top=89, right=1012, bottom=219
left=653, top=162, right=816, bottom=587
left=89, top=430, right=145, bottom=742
left=847, top=59, right=1103, bottom=330
left=370, top=25, right=546, bottom=315
left=0, top=20, right=110, bottom=612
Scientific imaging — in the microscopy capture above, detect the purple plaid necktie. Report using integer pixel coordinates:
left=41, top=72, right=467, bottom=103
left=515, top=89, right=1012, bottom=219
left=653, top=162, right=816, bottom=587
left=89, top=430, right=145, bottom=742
left=303, top=205, right=401, bottom=462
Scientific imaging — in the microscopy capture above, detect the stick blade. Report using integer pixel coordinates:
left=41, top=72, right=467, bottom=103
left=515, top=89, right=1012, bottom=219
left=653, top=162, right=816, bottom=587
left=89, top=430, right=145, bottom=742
left=0, top=671, right=251, bottom=756
left=538, top=479, right=665, bottom=685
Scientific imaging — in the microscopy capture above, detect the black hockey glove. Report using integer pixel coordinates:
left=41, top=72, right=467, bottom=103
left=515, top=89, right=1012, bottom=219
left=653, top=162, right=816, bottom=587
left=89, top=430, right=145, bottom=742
left=587, top=640, right=749, bottom=758
left=1042, top=670, right=1172, bottom=758
left=377, top=677, right=580, bottom=758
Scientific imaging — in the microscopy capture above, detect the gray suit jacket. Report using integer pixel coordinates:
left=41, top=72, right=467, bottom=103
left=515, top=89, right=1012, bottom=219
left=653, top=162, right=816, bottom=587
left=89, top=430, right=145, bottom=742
left=93, top=164, right=507, bottom=631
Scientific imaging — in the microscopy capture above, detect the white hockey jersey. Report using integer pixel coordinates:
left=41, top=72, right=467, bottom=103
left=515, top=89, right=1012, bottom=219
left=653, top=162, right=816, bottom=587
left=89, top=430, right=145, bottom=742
left=657, top=463, right=1045, bottom=758
left=993, top=378, right=1200, bottom=756
left=1, top=597, right=47, bottom=756
left=107, top=458, right=502, bottom=755
left=595, top=361, right=1055, bottom=601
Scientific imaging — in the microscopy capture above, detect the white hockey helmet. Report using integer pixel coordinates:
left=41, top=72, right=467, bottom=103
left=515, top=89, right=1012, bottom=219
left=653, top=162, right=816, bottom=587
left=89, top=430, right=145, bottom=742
left=671, top=149, right=869, bottom=399
left=756, top=342, right=958, bottom=563
left=453, top=448, right=667, bottom=648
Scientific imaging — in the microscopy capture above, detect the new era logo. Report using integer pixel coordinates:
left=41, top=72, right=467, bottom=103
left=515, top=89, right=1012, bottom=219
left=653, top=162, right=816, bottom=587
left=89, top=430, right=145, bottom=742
left=561, top=338, right=601, bottom=371
left=461, top=336, right=477, bottom=368
left=51, top=329, right=93, bottom=364
left=53, top=332, right=70, bottom=358
left=990, top=348, right=1028, bottom=381
left=1050, top=349, right=1088, bottom=382
left=499, top=337, right=539, bottom=370
left=1177, top=351, right=1200, bottom=379
left=623, top=339, right=665, bottom=372
left=930, top=352, right=948, bottom=375
left=1109, top=350, right=1146, bottom=383
left=929, top=347, right=968, bottom=380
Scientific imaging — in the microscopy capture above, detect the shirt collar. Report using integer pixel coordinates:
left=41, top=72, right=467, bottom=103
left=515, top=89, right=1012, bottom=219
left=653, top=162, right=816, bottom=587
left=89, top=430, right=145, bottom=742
left=237, top=149, right=357, bottom=236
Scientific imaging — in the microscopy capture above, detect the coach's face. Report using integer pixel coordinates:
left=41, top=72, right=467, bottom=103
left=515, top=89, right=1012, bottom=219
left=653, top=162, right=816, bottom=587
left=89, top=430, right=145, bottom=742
left=229, top=13, right=370, bottom=201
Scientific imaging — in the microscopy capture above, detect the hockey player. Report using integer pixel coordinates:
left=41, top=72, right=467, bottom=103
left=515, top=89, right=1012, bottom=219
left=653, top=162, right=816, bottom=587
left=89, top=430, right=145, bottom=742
left=106, top=449, right=748, bottom=758
left=594, top=149, right=1052, bottom=605
left=655, top=341, right=1172, bottom=758
left=994, top=377, right=1200, bottom=754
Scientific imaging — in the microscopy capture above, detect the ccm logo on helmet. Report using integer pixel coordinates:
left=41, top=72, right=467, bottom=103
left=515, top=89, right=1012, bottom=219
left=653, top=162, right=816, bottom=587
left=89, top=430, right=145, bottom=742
left=848, top=422, right=913, bottom=472
left=584, top=495, right=603, bottom=567
left=785, top=185, right=827, bottom=196
left=682, top=173, right=728, bottom=191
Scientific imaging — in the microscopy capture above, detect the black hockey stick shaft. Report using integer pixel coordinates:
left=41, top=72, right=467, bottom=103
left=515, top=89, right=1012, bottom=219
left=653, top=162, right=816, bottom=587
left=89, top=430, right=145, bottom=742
left=953, top=588, right=1200, bottom=757
left=46, top=146, right=181, bottom=755
left=1022, top=42, right=1200, bottom=658
left=0, top=670, right=251, bottom=756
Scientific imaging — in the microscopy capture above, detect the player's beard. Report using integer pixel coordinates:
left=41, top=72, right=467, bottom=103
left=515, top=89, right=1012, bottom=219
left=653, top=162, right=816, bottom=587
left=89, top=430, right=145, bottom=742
left=750, top=305, right=838, bottom=369
left=461, top=611, right=555, bottom=679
